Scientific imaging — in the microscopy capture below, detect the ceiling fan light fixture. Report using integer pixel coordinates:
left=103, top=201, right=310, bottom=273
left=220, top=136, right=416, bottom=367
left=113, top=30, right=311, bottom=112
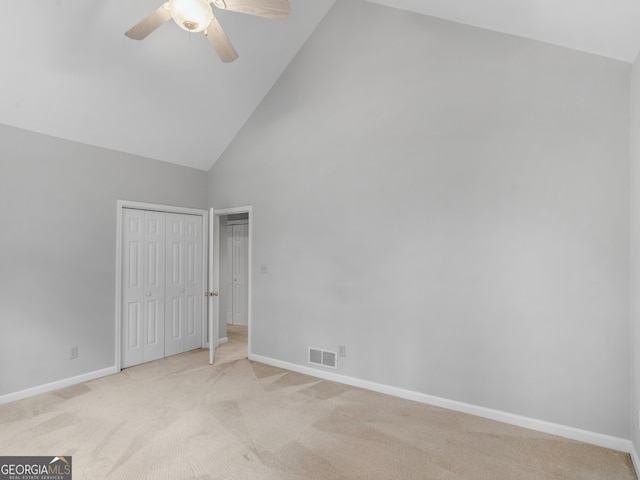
left=168, top=0, right=213, bottom=32
left=125, top=0, right=290, bottom=62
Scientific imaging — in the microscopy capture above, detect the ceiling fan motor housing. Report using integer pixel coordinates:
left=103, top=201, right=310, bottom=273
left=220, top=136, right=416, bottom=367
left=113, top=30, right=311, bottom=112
left=169, top=0, right=213, bottom=32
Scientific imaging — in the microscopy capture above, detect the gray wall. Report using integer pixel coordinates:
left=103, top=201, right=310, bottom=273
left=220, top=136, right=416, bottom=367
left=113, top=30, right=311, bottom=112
left=209, top=0, right=631, bottom=438
left=0, top=124, right=207, bottom=396
left=631, top=52, right=640, bottom=453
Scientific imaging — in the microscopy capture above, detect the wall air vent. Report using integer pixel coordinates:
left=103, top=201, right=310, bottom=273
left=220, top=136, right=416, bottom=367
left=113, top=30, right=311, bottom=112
left=308, top=348, right=337, bottom=369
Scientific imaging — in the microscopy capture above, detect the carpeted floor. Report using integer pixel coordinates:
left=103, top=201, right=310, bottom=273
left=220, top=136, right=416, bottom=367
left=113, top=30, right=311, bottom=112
left=0, top=325, right=636, bottom=479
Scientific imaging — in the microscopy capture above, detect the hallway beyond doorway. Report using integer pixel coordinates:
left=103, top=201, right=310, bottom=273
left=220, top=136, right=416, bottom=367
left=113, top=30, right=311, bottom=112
left=214, top=324, right=247, bottom=365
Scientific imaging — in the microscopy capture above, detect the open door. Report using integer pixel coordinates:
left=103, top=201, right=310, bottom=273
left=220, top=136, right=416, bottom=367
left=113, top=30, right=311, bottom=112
left=207, top=207, right=219, bottom=364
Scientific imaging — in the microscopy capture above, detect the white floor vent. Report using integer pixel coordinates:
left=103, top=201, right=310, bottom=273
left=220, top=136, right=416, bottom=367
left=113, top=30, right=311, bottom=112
left=308, top=348, right=337, bottom=369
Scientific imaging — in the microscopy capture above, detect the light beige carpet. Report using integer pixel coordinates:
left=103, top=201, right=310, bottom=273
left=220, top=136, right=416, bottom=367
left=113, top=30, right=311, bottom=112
left=0, top=325, right=636, bottom=479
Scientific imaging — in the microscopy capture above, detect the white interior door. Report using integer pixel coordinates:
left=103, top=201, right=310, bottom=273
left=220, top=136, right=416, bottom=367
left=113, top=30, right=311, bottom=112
left=221, top=225, right=232, bottom=325
left=165, top=213, right=203, bottom=357
left=143, top=211, right=166, bottom=362
left=232, top=224, right=249, bottom=326
left=165, top=214, right=184, bottom=357
left=183, top=215, right=203, bottom=351
left=121, top=209, right=166, bottom=368
left=208, top=208, right=218, bottom=365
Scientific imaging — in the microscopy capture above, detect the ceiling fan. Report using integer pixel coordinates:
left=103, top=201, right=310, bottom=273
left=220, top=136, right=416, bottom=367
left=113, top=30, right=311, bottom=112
left=125, top=0, right=291, bottom=63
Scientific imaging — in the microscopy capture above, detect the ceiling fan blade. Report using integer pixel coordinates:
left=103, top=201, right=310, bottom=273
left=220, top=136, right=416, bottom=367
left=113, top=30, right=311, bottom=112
left=212, top=0, right=290, bottom=20
left=205, top=16, right=239, bottom=63
left=125, top=3, right=172, bottom=40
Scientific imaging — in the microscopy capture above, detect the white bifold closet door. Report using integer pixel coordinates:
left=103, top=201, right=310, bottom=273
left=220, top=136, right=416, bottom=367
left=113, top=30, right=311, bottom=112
left=122, top=209, right=202, bottom=368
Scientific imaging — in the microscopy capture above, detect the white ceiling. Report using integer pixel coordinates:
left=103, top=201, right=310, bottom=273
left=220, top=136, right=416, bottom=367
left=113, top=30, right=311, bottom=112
left=0, top=0, right=335, bottom=171
left=2, top=0, right=640, bottom=171
left=366, top=0, right=640, bottom=63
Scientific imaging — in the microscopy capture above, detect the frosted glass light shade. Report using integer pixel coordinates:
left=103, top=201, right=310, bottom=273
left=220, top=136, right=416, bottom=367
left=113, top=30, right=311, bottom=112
left=169, top=0, right=213, bottom=32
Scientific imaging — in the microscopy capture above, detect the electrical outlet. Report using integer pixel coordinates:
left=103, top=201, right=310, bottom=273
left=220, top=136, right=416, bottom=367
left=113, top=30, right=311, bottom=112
left=338, top=345, right=346, bottom=357
left=69, top=346, right=78, bottom=359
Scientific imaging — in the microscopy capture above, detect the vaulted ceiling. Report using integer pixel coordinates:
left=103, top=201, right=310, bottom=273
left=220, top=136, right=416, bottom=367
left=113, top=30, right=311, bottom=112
left=366, top=0, right=640, bottom=62
left=2, top=0, right=639, bottom=171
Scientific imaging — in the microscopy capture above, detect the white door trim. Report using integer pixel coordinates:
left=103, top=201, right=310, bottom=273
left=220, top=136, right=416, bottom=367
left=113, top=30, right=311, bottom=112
left=115, top=200, right=208, bottom=371
left=214, top=206, right=253, bottom=356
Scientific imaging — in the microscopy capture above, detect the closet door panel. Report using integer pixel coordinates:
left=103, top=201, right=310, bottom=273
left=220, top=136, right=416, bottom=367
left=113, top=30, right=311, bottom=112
left=142, top=211, right=166, bottom=363
left=122, top=209, right=145, bottom=368
left=165, top=214, right=185, bottom=357
left=122, top=209, right=165, bottom=367
left=184, top=215, right=203, bottom=351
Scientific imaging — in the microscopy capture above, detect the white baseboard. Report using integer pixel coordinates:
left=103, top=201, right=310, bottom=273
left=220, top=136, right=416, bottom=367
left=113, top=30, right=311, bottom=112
left=249, top=353, right=633, bottom=454
left=0, top=366, right=118, bottom=406
left=631, top=443, right=640, bottom=476
left=218, top=337, right=229, bottom=346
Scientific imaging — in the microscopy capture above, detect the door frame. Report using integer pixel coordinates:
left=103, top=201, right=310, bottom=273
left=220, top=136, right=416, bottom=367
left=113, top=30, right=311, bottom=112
left=114, top=200, right=209, bottom=371
left=213, top=206, right=253, bottom=356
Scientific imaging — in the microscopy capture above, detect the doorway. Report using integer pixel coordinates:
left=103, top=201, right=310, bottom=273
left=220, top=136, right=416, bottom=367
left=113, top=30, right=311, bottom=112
left=213, top=207, right=252, bottom=359
left=221, top=214, right=249, bottom=327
